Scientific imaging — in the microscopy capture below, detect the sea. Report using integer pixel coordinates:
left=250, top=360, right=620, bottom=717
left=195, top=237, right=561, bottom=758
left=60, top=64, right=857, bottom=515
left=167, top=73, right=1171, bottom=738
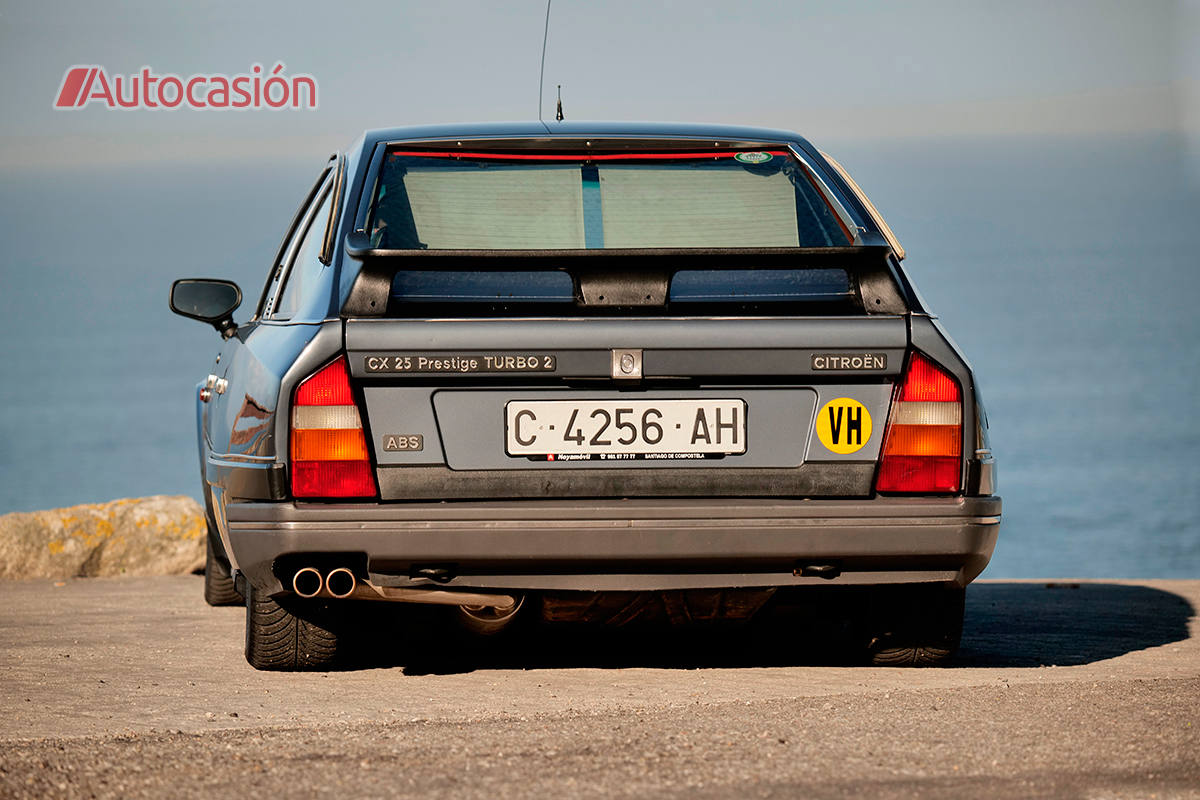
left=1, top=133, right=1197, bottom=579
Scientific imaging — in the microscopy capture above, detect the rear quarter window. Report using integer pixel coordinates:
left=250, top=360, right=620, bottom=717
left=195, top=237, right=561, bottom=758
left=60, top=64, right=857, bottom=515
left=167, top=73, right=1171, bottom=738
left=274, top=188, right=332, bottom=319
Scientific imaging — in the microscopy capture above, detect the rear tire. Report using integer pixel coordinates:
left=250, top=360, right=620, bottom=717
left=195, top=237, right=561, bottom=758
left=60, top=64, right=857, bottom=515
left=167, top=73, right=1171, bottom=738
left=865, top=585, right=965, bottom=667
left=203, top=534, right=243, bottom=607
left=244, top=583, right=342, bottom=671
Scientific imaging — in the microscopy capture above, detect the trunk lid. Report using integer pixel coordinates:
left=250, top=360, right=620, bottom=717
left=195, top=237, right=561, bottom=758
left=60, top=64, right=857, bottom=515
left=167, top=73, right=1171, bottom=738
left=344, top=316, right=907, bottom=500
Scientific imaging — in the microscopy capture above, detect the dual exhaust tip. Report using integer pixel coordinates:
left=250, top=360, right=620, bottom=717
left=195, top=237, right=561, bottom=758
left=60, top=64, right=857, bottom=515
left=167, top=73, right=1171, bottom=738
left=292, top=566, right=357, bottom=599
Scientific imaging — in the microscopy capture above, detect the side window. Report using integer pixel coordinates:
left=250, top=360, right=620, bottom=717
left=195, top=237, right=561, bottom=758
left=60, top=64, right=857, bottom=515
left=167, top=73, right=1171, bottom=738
left=272, top=185, right=333, bottom=320
left=256, top=166, right=333, bottom=319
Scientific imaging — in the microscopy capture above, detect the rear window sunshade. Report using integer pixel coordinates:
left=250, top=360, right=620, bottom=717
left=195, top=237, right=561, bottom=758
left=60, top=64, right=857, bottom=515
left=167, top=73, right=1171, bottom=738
left=365, top=149, right=851, bottom=251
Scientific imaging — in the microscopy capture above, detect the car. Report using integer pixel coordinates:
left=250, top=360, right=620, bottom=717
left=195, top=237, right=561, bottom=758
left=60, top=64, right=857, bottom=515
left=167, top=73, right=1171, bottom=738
left=170, top=121, right=1000, bottom=671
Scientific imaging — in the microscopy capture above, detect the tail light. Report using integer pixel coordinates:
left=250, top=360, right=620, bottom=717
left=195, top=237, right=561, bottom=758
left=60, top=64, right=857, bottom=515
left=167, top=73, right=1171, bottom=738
left=290, top=357, right=377, bottom=498
left=876, top=352, right=962, bottom=494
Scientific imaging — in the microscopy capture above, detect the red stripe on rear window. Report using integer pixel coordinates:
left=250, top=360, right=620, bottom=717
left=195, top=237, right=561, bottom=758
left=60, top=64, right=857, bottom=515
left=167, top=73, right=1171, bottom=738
left=386, top=150, right=790, bottom=162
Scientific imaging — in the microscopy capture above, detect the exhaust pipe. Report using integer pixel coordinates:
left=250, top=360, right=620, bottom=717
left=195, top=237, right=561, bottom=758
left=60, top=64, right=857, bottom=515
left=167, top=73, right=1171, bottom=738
left=292, top=567, right=323, bottom=598
left=325, top=567, right=357, bottom=599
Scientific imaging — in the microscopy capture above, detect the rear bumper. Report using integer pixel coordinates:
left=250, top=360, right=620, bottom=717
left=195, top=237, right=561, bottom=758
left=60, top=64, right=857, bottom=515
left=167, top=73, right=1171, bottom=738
left=226, top=496, right=1001, bottom=596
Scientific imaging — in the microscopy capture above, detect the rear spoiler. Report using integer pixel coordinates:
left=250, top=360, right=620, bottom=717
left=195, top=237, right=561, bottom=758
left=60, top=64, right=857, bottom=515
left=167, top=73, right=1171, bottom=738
left=342, top=232, right=907, bottom=317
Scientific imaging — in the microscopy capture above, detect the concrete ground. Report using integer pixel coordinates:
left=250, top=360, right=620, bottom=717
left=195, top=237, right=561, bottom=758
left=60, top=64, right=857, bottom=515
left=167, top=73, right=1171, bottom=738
left=0, top=577, right=1196, bottom=798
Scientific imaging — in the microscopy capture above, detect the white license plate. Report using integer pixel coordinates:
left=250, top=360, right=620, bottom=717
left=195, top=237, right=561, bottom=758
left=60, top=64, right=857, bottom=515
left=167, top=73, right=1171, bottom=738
left=505, top=399, right=746, bottom=459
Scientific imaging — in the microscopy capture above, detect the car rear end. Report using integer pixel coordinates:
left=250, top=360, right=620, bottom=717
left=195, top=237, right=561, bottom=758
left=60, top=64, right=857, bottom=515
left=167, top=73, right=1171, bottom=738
left=225, top=132, right=1000, bottom=667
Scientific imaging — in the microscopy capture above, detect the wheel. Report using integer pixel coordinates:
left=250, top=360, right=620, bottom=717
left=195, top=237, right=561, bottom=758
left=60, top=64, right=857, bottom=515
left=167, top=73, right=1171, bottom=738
left=243, top=582, right=343, bottom=671
left=865, top=585, right=965, bottom=667
left=203, top=532, right=243, bottom=607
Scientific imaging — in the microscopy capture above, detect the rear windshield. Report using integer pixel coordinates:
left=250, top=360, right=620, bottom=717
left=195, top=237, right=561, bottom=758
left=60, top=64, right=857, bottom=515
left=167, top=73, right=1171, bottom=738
left=366, top=150, right=851, bottom=250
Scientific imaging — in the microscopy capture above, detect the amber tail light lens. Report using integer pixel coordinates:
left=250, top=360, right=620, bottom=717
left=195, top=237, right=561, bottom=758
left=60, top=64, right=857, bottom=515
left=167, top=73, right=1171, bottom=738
left=876, top=352, right=963, bottom=494
left=290, top=357, right=377, bottom=498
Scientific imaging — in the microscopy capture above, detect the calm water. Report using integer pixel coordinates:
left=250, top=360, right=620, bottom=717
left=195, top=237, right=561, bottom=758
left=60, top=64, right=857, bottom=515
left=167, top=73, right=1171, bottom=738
left=1, top=134, right=1197, bottom=578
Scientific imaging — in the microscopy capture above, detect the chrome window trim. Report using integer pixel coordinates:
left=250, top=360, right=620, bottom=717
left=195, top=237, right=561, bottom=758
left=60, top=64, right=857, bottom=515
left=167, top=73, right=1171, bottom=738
left=784, top=144, right=864, bottom=245
left=820, top=150, right=905, bottom=260
left=319, top=153, right=346, bottom=266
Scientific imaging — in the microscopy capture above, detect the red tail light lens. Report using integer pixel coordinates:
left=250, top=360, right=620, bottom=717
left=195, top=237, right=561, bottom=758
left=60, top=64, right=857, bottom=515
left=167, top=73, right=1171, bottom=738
left=898, top=354, right=960, bottom=402
left=292, top=461, right=375, bottom=498
left=876, top=352, right=963, bottom=494
left=290, top=357, right=376, bottom=498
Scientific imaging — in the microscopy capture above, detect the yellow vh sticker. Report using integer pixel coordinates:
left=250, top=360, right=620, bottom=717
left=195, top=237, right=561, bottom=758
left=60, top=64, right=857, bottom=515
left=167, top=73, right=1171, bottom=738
left=816, top=397, right=872, bottom=454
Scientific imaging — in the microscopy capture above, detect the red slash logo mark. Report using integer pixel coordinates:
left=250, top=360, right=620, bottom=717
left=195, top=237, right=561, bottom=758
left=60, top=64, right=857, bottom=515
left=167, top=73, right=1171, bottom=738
left=54, top=66, right=95, bottom=108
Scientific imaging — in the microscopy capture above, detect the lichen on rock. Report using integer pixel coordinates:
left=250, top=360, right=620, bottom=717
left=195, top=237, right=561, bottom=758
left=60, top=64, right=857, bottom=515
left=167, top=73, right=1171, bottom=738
left=0, top=496, right=206, bottom=579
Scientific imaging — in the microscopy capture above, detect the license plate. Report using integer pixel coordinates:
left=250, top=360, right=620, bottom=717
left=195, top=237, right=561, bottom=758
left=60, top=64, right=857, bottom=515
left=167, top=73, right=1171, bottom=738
left=505, top=399, right=746, bottom=459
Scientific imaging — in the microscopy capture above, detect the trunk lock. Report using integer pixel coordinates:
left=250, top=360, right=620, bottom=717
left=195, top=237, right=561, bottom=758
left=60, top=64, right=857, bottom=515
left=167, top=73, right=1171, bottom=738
left=611, top=348, right=642, bottom=380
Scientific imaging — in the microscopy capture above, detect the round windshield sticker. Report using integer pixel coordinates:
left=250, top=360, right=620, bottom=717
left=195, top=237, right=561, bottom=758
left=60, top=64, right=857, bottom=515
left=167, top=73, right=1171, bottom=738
left=733, top=151, right=773, bottom=164
left=815, top=397, right=872, bottom=455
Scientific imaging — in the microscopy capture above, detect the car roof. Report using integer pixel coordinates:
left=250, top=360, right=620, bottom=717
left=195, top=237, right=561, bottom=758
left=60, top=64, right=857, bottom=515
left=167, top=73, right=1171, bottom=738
left=359, top=120, right=816, bottom=149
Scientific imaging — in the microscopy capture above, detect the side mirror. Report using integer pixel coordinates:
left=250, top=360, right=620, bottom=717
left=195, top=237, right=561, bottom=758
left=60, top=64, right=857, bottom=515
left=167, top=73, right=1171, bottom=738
left=170, top=279, right=242, bottom=339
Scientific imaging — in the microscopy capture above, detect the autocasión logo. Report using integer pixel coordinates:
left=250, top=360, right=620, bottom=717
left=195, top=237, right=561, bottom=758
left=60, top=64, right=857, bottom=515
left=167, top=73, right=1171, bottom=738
left=53, top=63, right=318, bottom=110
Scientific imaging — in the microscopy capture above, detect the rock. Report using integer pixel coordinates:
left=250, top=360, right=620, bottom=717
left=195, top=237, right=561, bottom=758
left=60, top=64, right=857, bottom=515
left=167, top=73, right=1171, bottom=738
left=0, top=496, right=206, bottom=579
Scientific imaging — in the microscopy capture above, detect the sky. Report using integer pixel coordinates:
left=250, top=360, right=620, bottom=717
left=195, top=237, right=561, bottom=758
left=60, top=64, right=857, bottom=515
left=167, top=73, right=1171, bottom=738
left=0, top=0, right=1197, bottom=168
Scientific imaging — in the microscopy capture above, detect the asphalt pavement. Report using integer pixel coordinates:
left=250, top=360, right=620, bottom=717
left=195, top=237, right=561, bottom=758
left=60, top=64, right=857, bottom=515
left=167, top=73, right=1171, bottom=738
left=0, top=576, right=1197, bottom=798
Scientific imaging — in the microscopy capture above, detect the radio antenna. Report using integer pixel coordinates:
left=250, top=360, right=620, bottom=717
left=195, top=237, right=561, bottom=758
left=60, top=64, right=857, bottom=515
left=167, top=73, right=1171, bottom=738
left=556, top=85, right=564, bottom=121
left=537, top=0, right=552, bottom=121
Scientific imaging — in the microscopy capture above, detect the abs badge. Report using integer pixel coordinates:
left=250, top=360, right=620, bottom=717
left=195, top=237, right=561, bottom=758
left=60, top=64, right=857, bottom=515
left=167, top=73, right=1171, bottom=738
left=816, top=398, right=872, bottom=454
left=733, top=151, right=773, bottom=164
